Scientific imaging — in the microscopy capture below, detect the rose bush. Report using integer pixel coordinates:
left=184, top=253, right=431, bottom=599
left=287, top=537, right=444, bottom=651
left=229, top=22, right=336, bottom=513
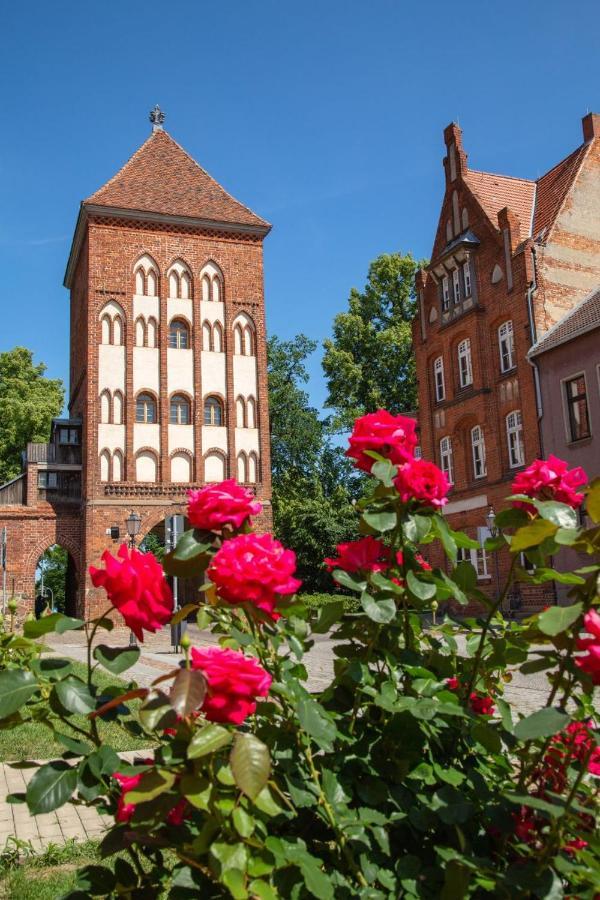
left=0, top=411, right=598, bottom=898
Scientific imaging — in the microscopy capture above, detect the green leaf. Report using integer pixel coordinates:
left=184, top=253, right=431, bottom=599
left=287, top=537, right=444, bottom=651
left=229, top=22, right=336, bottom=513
left=171, top=603, right=198, bottom=624
left=162, top=529, right=213, bottom=577
left=138, top=691, right=178, bottom=733
left=230, top=733, right=271, bottom=801
left=169, top=668, right=207, bottom=717
left=514, top=708, right=569, bottom=742
left=93, top=644, right=140, bottom=675
left=23, top=613, right=65, bottom=638
left=538, top=602, right=583, bottom=637
left=434, top=515, right=457, bottom=561
left=533, top=500, right=578, bottom=529
left=406, top=570, right=436, bottom=600
left=504, top=792, right=565, bottom=819
left=362, top=509, right=397, bottom=533
left=361, top=591, right=396, bottom=623
left=54, top=677, right=95, bottom=715
left=87, top=746, right=121, bottom=779
left=232, top=806, right=255, bottom=838
left=55, top=616, right=85, bottom=634
left=586, top=478, right=600, bottom=523
left=471, top=722, right=501, bottom=753
left=73, top=865, right=117, bottom=896
left=30, top=657, right=72, bottom=681
left=371, top=459, right=396, bottom=487
left=296, top=698, right=336, bottom=750
left=496, top=507, right=529, bottom=529
left=56, top=733, right=92, bottom=756
left=180, top=773, right=212, bottom=810
left=511, top=519, right=557, bottom=551
left=26, top=761, right=77, bottom=813
left=124, top=769, right=175, bottom=803
left=188, top=722, right=232, bottom=759
left=253, top=786, right=283, bottom=817
left=404, top=514, right=432, bottom=543
left=0, top=670, right=38, bottom=719
left=312, top=600, right=345, bottom=634
left=452, top=561, right=477, bottom=593
left=330, top=569, right=365, bottom=593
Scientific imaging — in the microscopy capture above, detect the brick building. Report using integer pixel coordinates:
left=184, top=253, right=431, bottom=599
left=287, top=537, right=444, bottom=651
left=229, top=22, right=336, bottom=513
left=412, top=113, right=600, bottom=610
left=0, top=109, right=273, bottom=618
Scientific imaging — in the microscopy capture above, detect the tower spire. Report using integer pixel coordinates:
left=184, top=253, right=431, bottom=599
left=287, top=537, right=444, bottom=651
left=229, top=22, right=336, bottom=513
left=149, top=105, right=165, bottom=133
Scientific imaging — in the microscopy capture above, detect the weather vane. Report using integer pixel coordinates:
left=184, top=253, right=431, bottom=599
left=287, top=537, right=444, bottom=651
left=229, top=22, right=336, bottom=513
left=149, top=105, right=165, bottom=133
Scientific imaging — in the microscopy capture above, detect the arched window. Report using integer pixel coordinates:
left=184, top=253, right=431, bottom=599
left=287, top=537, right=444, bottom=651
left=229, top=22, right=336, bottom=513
left=136, top=450, right=157, bottom=483
left=168, top=271, right=180, bottom=299
left=171, top=452, right=192, bottom=483
left=180, top=271, right=191, bottom=300
left=101, top=315, right=111, bottom=344
left=147, top=317, right=158, bottom=348
left=233, top=314, right=256, bottom=356
left=213, top=321, right=223, bottom=353
left=99, top=301, right=125, bottom=345
left=99, top=450, right=110, bottom=483
left=200, top=262, right=224, bottom=303
left=113, top=450, right=123, bottom=482
left=204, top=396, right=224, bottom=426
left=147, top=269, right=158, bottom=297
left=236, top=397, right=246, bottom=428
left=237, top=452, right=248, bottom=483
left=248, top=452, right=258, bottom=484
left=170, top=394, right=191, bottom=425
left=471, top=426, right=486, bottom=479
left=247, top=396, right=256, bottom=428
left=205, top=451, right=226, bottom=482
left=498, top=320, right=515, bottom=373
left=135, top=269, right=145, bottom=295
left=113, top=391, right=124, bottom=426
left=100, top=390, right=111, bottom=424
left=136, top=393, right=157, bottom=424
left=440, top=436, right=454, bottom=484
left=506, top=411, right=524, bottom=468
left=168, top=319, right=189, bottom=349
left=434, top=356, right=445, bottom=402
left=135, top=317, right=146, bottom=347
left=113, top=315, right=124, bottom=346
left=212, top=276, right=222, bottom=303
left=243, top=325, right=254, bottom=356
left=202, top=274, right=211, bottom=302
left=234, top=324, right=243, bottom=355
left=202, top=321, right=212, bottom=351
left=457, top=339, right=473, bottom=388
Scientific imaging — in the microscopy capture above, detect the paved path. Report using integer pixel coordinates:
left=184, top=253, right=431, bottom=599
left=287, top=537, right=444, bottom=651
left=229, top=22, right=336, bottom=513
left=0, top=624, right=571, bottom=851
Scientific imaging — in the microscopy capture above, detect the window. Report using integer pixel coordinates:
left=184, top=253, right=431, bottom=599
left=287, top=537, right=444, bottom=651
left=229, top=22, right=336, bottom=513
left=213, top=322, right=223, bottom=353
left=498, top=320, right=515, bottom=373
left=457, top=533, right=489, bottom=580
left=247, top=396, right=256, bottom=428
left=170, top=394, right=191, bottom=425
left=565, top=375, right=590, bottom=441
left=113, top=450, right=123, bottom=482
left=112, top=316, right=123, bottom=346
left=458, top=339, right=473, bottom=388
left=463, top=260, right=472, bottom=297
left=233, top=315, right=256, bottom=356
left=434, top=356, right=445, bottom=402
left=168, top=319, right=189, bottom=349
left=452, top=269, right=461, bottom=304
left=471, top=426, right=486, bottom=479
left=442, top=276, right=450, bottom=311
left=113, top=392, right=124, bottom=425
left=475, top=547, right=489, bottom=579
left=99, top=451, right=110, bottom=483
left=506, top=410, right=524, bottom=468
left=200, top=263, right=224, bottom=303
left=147, top=318, right=157, bottom=348
left=136, top=393, right=157, bottom=424
left=248, top=452, right=258, bottom=483
left=59, top=428, right=79, bottom=445
left=101, top=315, right=111, bottom=344
left=440, top=436, right=453, bottom=484
left=38, top=471, right=58, bottom=489
left=237, top=452, right=248, bottom=483
left=135, top=317, right=146, bottom=347
left=147, top=269, right=158, bottom=297
left=204, top=396, right=223, bottom=426
left=414, top=445, right=422, bottom=460
left=519, top=551, right=536, bottom=574
left=236, top=397, right=246, bottom=428
left=100, top=391, right=111, bottom=424
left=169, top=271, right=180, bottom=299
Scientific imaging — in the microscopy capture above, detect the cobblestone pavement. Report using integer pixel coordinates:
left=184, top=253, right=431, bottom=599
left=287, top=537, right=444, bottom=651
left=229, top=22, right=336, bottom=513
left=0, top=624, right=571, bottom=850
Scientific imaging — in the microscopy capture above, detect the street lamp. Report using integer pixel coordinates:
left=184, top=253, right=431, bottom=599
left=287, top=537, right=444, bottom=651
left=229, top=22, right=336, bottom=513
left=485, top=507, right=502, bottom=614
left=125, top=511, right=142, bottom=645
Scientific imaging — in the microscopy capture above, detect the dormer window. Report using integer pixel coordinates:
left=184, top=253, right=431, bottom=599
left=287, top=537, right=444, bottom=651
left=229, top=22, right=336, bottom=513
left=452, top=269, right=461, bottom=304
left=463, top=260, right=472, bottom=297
left=442, top=276, right=450, bottom=311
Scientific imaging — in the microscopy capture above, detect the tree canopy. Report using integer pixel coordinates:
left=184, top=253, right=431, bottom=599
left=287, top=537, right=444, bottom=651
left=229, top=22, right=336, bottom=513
left=0, top=347, right=64, bottom=484
left=322, top=251, right=426, bottom=432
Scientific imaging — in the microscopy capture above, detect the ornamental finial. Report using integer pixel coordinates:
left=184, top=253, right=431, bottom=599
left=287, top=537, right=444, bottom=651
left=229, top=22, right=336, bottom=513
left=149, top=105, right=165, bottom=133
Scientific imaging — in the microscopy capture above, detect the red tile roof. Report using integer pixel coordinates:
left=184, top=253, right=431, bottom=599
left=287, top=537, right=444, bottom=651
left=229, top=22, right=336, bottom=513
left=529, top=286, right=600, bottom=356
left=464, top=170, right=536, bottom=232
left=85, top=130, right=269, bottom=230
left=532, top=144, right=589, bottom=240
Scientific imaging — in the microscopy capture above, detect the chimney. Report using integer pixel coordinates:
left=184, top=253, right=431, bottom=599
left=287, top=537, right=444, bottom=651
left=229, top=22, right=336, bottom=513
left=582, top=112, right=600, bottom=143
left=443, top=122, right=467, bottom=184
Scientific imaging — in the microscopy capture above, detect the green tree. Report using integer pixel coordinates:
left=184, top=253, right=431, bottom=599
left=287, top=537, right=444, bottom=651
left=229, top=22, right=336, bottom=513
left=322, top=251, right=426, bottom=431
left=0, top=348, right=64, bottom=483
left=35, top=545, right=68, bottom=613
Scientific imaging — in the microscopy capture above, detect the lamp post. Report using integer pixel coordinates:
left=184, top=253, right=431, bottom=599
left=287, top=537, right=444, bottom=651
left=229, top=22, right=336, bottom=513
left=125, top=511, right=142, bottom=645
left=485, top=506, right=501, bottom=614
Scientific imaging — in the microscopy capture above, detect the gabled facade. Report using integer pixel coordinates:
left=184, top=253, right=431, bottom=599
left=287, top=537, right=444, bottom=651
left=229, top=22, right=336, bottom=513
left=413, top=114, right=600, bottom=611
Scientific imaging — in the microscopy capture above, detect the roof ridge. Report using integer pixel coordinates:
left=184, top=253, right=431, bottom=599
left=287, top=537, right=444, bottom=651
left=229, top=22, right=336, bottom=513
left=535, top=142, right=587, bottom=186
left=466, top=168, right=535, bottom=185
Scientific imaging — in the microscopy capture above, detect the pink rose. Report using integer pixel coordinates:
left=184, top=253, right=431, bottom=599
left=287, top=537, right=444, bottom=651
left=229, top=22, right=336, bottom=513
left=89, top=544, right=172, bottom=641
left=575, top=609, right=600, bottom=685
left=190, top=646, right=272, bottom=725
left=346, top=410, right=418, bottom=473
left=324, top=536, right=391, bottom=575
left=512, top=455, right=587, bottom=511
left=207, top=533, right=302, bottom=620
left=187, top=479, right=262, bottom=532
left=394, top=458, right=449, bottom=508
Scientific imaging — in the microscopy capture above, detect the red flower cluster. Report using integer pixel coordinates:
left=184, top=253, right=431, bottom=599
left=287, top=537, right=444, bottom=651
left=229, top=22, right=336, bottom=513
left=190, top=645, right=272, bottom=725
left=346, top=410, right=418, bottom=473
left=89, top=544, right=173, bottom=642
left=394, top=459, right=449, bottom=509
left=324, top=536, right=391, bottom=574
left=396, top=550, right=432, bottom=572
left=511, top=455, right=587, bottom=511
left=208, top=533, right=302, bottom=620
left=575, top=609, right=600, bottom=685
left=114, top=762, right=188, bottom=825
left=187, top=479, right=262, bottom=532
left=445, top=678, right=495, bottom=716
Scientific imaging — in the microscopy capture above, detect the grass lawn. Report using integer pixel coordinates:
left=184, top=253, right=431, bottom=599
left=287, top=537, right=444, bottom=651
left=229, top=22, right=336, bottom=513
left=0, top=662, right=153, bottom=762
left=0, top=839, right=100, bottom=899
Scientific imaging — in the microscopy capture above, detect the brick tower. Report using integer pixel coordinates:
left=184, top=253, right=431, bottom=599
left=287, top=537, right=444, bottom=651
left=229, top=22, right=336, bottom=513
left=0, top=108, right=273, bottom=618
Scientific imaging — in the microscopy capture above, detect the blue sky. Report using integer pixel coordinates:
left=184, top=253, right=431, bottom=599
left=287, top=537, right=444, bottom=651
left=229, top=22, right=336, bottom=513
left=1, top=0, right=599, bottom=413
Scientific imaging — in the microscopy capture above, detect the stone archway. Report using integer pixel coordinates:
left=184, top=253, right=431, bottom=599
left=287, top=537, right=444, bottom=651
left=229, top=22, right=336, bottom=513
left=26, top=534, right=81, bottom=618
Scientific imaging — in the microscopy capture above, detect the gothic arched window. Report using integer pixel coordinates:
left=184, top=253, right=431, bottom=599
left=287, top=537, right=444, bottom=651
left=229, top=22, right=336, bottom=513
left=204, top=396, right=224, bottom=426
left=136, top=393, right=157, bottom=424
left=170, top=394, right=191, bottom=425
left=168, top=319, right=190, bottom=349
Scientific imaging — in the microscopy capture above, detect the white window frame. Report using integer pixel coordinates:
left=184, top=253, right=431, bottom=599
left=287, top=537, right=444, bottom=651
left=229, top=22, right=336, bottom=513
left=434, top=356, right=445, bottom=402
left=498, top=320, right=515, bottom=373
left=414, top=445, right=422, bottom=460
left=442, top=276, right=450, bottom=311
left=457, top=534, right=490, bottom=581
left=440, top=436, right=453, bottom=484
left=471, top=426, right=486, bottom=479
left=452, top=268, right=461, bottom=304
left=506, top=410, right=524, bottom=468
left=458, top=338, right=473, bottom=388
left=463, top=259, right=472, bottom=297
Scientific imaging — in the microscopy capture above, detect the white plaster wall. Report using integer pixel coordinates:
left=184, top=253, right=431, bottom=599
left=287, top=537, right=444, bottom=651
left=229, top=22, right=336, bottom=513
left=133, top=348, right=160, bottom=394
left=136, top=451, right=157, bottom=483
left=133, top=296, right=160, bottom=320
left=233, top=356, right=257, bottom=396
left=234, top=428, right=259, bottom=454
left=204, top=452, right=226, bottom=482
left=201, top=352, right=227, bottom=396
left=167, top=349, right=194, bottom=394
left=98, top=346, right=125, bottom=393
left=200, top=301, right=225, bottom=324
left=171, top=453, right=192, bottom=483
left=134, top=423, right=160, bottom=453
left=98, top=424, right=125, bottom=452
left=202, top=426, right=228, bottom=454
left=167, top=298, right=193, bottom=324
left=169, top=424, right=194, bottom=454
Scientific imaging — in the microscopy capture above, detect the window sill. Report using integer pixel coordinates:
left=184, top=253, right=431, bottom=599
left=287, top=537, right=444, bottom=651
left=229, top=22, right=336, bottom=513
left=498, top=367, right=517, bottom=380
left=567, top=436, right=592, bottom=447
